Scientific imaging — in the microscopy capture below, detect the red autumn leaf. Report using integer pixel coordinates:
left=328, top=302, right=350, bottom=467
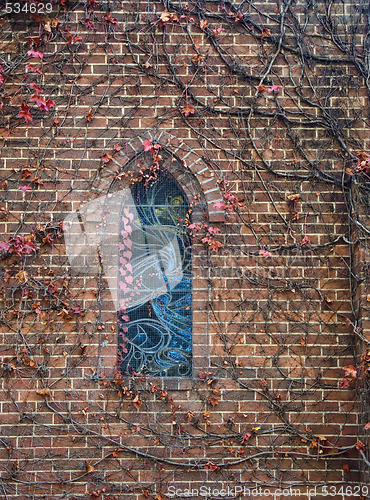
left=85, top=18, right=95, bottom=30
left=27, top=49, right=44, bottom=59
left=22, top=240, right=36, bottom=255
left=70, top=305, right=82, bottom=314
left=204, top=461, right=219, bottom=471
left=29, top=83, right=43, bottom=94
left=181, top=104, right=195, bottom=117
left=200, top=19, right=209, bottom=30
left=0, top=241, right=10, bottom=252
left=29, top=94, right=55, bottom=112
left=211, top=27, right=225, bottom=36
left=268, top=85, right=280, bottom=93
left=235, top=12, right=244, bottom=21
left=351, top=151, right=370, bottom=175
left=287, top=193, right=301, bottom=201
left=7, top=236, right=36, bottom=256
left=343, top=464, right=351, bottom=472
left=67, top=34, right=83, bottom=45
left=113, top=143, right=121, bottom=151
left=47, top=283, right=59, bottom=294
left=300, top=235, right=311, bottom=246
left=157, top=10, right=178, bottom=27
left=29, top=93, right=46, bottom=108
left=192, top=54, right=205, bottom=65
left=355, top=440, right=366, bottom=451
left=211, top=240, right=222, bottom=250
left=45, top=99, right=56, bottom=111
left=261, top=27, right=271, bottom=38
left=44, top=18, right=59, bottom=32
left=343, top=365, right=357, bottom=378
left=256, top=84, right=266, bottom=93
left=202, top=236, right=222, bottom=251
left=132, top=395, right=142, bottom=409
left=25, top=64, right=42, bottom=74
left=15, top=270, right=29, bottom=283
left=58, top=308, right=72, bottom=320
left=208, top=397, right=219, bottom=407
left=42, top=233, right=53, bottom=245
left=36, top=388, right=51, bottom=399
left=142, top=139, right=161, bottom=152
left=259, top=248, right=272, bottom=257
left=364, top=423, right=370, bottom=430
left=18, top=103, right=33, bottom=123
left=142, top=139, right=153, bottom=151
left=362, top=351, right=370, bottom=364
left=101, top=153, right=113, bottom=164
left=85, top=109, right=94, bottom=122
left=214, top=201, right=226, bottom=210
left=85, top=461, right=95, bottom=473
left=18, top=184, right=32, bottom=193
left=26, top=35, right=42, bottom=46
left=242, top=432, right=252, bottom=443
left=103, top=14, right=118, bottom=25
left=339, top=378, right=351, bottom=388
left=158, top=10, right=171, bottom=27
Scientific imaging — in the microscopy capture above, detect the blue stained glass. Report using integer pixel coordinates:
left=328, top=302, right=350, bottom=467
left=118, top=168, right=192, bottom=377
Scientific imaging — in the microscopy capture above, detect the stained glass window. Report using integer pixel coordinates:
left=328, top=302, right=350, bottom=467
left=117, top=168, right=192, bottom=377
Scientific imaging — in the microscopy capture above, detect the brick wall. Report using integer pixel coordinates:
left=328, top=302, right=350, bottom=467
left=0, top=1, right=369, bottom=498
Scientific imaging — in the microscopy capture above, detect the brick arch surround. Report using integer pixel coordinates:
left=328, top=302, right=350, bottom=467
left=90, top=129, right=226, bottom=223
left=75, top=130, right=216, bottom=380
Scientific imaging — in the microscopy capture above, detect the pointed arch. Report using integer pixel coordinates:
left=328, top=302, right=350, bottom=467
left=68, top=134, right=216, bottom=380
left=109, top=147, right=205, bottom=377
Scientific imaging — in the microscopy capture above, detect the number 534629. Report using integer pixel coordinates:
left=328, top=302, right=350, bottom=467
left=5, top=3, right=53, bottom=14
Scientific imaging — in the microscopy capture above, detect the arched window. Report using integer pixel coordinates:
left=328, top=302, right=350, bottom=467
left=63, top=141, right=212, bottom=380
left=117, top=167, right=192, bottom=377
